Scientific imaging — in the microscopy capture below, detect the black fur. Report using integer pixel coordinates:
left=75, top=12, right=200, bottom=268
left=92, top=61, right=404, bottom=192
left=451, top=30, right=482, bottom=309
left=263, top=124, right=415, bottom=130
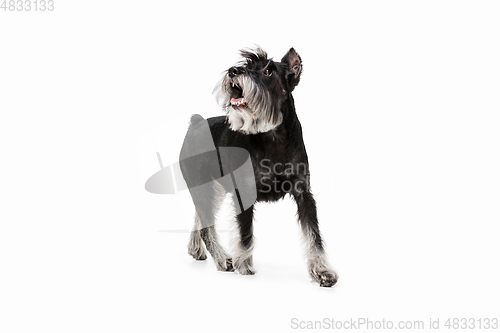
left=180, top=47, right=338, bottom=287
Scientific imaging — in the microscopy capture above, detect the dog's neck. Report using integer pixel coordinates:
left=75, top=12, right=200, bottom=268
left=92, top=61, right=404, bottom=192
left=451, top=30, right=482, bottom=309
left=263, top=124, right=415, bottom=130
left=279, top=94, right=300, bottom=130
left=255, top=94, right=302, bottom=142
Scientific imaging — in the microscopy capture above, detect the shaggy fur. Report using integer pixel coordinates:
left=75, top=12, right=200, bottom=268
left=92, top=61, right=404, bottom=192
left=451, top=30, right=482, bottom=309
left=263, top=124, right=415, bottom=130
left=180, top=47, right=338, bottom=287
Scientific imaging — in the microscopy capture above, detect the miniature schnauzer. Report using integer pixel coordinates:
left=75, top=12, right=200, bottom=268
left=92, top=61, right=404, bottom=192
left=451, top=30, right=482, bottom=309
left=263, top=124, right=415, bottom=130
left=179, top=47, right=338, bottom=287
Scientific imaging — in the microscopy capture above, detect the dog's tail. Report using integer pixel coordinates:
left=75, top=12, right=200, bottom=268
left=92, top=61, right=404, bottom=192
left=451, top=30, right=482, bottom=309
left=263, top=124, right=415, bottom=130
left=180, top=113, right=211, bottom=162
left=188, top=114, right=205, bottom=129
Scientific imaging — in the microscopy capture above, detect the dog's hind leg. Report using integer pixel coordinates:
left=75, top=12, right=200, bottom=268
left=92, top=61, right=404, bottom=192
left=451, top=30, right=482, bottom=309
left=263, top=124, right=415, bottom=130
left=188, top=214, right=207, bottom=260
left=199, top=223, right=233, bottom=272
left=188, top=181, right=233, bottom=271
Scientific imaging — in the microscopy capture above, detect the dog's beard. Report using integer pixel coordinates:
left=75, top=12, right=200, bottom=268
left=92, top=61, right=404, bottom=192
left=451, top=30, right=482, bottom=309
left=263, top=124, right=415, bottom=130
left=214, top=75, right=283, bottom=134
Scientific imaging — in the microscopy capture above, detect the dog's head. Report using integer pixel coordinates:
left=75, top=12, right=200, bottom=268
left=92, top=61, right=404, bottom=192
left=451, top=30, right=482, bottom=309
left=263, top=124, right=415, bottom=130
left=214, top=47, right=302, bottom=134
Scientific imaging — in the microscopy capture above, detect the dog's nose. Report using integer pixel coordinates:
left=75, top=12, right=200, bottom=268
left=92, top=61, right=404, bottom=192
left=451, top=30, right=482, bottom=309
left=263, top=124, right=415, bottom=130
left=228, top=67, right=240, bottom=78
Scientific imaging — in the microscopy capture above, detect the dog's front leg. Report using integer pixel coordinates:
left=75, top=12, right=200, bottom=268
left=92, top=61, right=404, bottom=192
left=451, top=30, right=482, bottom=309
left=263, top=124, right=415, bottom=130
left=293, top=187, right=338, bottom=287
left=232, top=204, right=256, bottom=275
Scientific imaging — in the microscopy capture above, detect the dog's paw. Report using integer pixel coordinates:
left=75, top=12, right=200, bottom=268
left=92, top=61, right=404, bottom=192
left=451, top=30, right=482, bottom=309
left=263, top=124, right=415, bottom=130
left=188, top=248, right=207, bottom=261
left=215, top=258, right=234, bottom=272
left=236, top=265, right=256, bottom=275
left=234, top=257, right=256, bottom=275
left=310, top=268, right=339, bottom=287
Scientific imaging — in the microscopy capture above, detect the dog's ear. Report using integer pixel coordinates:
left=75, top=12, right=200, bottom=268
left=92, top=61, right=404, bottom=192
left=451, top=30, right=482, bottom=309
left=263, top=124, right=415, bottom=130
left=281, top=48, right=302, bottom=91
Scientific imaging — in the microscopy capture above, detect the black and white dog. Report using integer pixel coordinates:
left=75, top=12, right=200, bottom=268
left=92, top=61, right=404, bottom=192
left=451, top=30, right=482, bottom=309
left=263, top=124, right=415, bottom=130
left=180, top=47, right=338, bottom=287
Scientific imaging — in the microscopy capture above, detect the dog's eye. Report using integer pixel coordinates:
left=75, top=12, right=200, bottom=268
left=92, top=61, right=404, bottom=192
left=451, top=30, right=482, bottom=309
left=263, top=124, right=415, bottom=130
left=264, top=69, right=272, bottom=77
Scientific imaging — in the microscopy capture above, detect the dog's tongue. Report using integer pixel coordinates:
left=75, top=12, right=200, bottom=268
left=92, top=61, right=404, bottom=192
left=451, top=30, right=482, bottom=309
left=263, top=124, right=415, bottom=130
left=230, top=97, right=248, bottom=107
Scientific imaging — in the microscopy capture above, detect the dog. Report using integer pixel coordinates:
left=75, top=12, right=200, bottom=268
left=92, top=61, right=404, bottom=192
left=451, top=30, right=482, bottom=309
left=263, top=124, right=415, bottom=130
left=179, top=47, right=338, bottom=287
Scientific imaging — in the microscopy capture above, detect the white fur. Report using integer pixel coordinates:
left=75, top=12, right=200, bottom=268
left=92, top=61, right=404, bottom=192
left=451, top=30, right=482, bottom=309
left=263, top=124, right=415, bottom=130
left=301, top=228, right=339, bottom=285
left=214, top=73, right=283, bottom=135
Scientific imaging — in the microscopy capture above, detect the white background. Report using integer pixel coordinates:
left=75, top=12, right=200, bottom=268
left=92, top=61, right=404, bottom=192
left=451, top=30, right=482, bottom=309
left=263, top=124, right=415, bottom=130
left=1, top=1, right=499, bottom=332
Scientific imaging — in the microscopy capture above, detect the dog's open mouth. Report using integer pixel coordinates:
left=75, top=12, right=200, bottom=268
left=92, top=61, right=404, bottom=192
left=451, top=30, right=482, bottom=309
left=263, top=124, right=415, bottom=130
left=230, top=83, right=248, bottom=108
left=231, top=97, right=247, bottom=107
